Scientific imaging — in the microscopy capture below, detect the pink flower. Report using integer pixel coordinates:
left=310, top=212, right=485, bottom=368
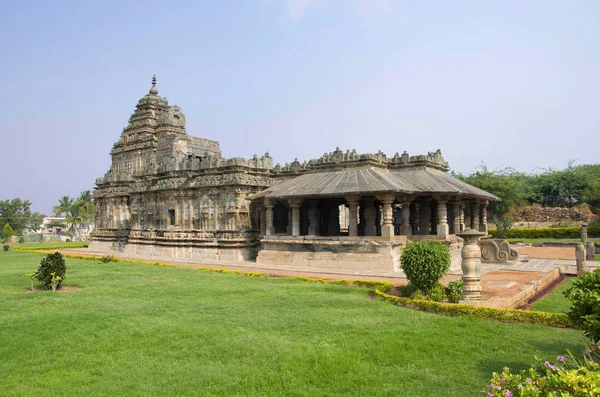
left=557, top=355, right=566, bottom=362
left=505, top=390, right=512, bottom=397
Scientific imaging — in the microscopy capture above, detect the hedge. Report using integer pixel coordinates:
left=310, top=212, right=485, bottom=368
left=489, top=225, right=600, bottom=239
left=373, top=289, right=576, bottom=329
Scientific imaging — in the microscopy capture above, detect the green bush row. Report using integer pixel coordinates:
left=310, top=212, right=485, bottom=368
left=373, top=289, right=576, bottom=329
left=489, top=225, right=600, bottom=239
left=15, top=243, right=89, bottom=251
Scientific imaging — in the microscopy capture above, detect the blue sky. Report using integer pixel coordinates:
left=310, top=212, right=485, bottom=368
left=1, top=0, right=598, bottom=215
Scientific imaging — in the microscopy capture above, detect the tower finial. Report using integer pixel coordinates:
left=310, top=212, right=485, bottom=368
left=149, top=74, right=158, bottom=94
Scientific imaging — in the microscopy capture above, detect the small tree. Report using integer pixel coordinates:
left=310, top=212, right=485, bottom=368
left=2, top=223, right=14, bottom=241
left=400, top=241, right=451, bottom=294
left=564, top=269, right=600, bottom=343
left=35, top=252, right=67, bottom=290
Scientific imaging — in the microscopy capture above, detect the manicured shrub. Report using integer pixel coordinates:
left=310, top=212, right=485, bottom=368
left=401, top=241, right=451, bottom=294
left=489, top=225, right=600, bottom=239
left=564, top=269, right=600, bottom=342
left=373, top=289, right=575, bottom=328
left=397, top=284, right=417, bottom=297
left=352, top=279, right=394, bottom=291
left=18, top=237, right=24, bottom=244
left=66, top=238, right=71, bottom=242
left=35, top=252, right=66, bottom=289
left=410, top=290, right=425, bottom=300
left=99, top=254, right=118, bottom=263
left=427, top=285, right=445, bottom=302
left=3, top=244, right=9, bottom=252
left=446, top=279, right=464, bottom=303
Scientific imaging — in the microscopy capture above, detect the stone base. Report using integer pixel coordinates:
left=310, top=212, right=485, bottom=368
left=257, top=236, right=405, bottom=272
left=89, top=240, right=257, bottom=262
left=89, top=228, right=260, bottom=262
left=459, top=299, right=481, bottom=306
left=256, top=235, right=464, bottom=273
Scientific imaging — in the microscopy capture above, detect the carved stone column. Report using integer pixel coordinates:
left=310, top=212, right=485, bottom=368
left=471, top=201, right=479, bottom=230
left=459, top=202, right=465, bottom=232
left=287, top=207, right=293, bottom=235
left=265, top=200, right=274, bottom=236
left=576, top=243, right=587, bottom=277
left=188, top=196, right=194, bottom=230
left=436, top=199, right=449, bottom=236
left=259, top=208, right=266, bottom=236
left=479, top=200, right=488, bottom=234
left=400, top=200, right=412, bottom=236
left=581, top=222, right=588, bottom=244
left=345, top=195, right=361, bottom=237
left=456, top=229, right=486, bottom=304
left=452, top=201, right=461, bottom=234
left=419, top=199, right=430, bottom=235
left=289, top=199, right=303, bottom=237
left=363, top=198, right=377, bottom=236
left=308, top=200, right=320, bottom=236
left=377, top=193, right=395, bottom=238
left=327, top=203, right=340, bottom=236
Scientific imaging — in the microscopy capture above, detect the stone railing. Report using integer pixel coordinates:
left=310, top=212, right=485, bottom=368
left=271, top=147, right=449, bottom=174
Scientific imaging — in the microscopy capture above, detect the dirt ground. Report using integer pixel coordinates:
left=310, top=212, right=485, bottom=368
left=517, top=246, right=576, bottom=260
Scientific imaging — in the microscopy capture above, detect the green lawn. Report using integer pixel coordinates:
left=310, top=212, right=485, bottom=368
left=12, top=241, right=89, bottom=249
left=0, top=250, right=588, bottom=396
left=507, top=238, right=600, bottom=244
left=530, top=278, right=575, bottom=314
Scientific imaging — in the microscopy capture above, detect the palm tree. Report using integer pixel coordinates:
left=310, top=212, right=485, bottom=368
left=76, top=190, right=95, bottom=229
left=53, top=196, right=73, bottom=217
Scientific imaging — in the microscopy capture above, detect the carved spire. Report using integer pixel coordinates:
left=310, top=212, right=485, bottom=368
left=149, top=74, right=158, bottom=95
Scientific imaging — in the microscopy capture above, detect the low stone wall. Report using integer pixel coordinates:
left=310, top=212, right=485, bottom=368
left=517, top=206, right=589, bottom=223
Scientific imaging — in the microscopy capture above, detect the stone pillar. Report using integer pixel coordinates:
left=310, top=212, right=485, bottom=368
left=377, top=194, right=395, bottom=238
left=400, top=201, right=412, bottom=236
left=289, top=199, right=303, bottom=237
left=345, top=195, right=361, bottom=237
left=586, top=242, right=596, bottom=261
left=471, top=202, right=479, bottom=230
left=576, top=243, right=587, bottom=277
left=259, top=208, right=266, bottom=236
left=451, top=201, right=461, bottom=234
left=456, top=229, right=486, bottom=304
left=581, top=222, right=588, bottom=244
left=327, top=203, right=340, bottom=236
left=287, top=207, right=293, bottom=235
left=308, top=200, right=320, bottom=236
left=265, top=200, right=274, bottom=236
left=363, top=198, right=377, bottom=236
left=436, top=199, right=449, bottom=236
left=419, top=199, right=430, bottom=235
left=459, top=203, right=465, bottom=232
left=188, top=197, right=194, bottom=230
left=479, top=201, right=488, bottom=234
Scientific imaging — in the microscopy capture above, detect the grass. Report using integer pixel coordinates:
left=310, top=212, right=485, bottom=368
left=12, top=241, right=89, bottom=249
left=530, top=278, right=575, bottom=314
left=507, top=238, right=600, bottom=244
left=0, top=250, right=588, bottom=396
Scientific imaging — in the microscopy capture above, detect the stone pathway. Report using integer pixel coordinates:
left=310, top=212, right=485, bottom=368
left=53, top=245, right=599, bottom=309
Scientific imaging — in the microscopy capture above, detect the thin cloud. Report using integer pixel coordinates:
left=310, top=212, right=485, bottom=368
left=278, top=0, right=398, bottom=21
left=287, top=0, right=312, bottom=20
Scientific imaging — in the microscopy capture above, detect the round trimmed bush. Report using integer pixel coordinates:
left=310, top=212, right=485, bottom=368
left=35, top=252, right=67, bottom=289
left=400, top=240, right=451, bottom=294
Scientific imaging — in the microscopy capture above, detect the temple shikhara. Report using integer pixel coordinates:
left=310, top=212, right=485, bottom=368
left=91, top=77, right=499, bottom=273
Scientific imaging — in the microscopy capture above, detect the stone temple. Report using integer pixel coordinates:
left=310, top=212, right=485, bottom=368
left=91, top=77, right=499, bottom=273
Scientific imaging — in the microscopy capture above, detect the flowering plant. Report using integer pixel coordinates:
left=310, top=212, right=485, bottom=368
left=482, top=354, right=600, bottom=396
